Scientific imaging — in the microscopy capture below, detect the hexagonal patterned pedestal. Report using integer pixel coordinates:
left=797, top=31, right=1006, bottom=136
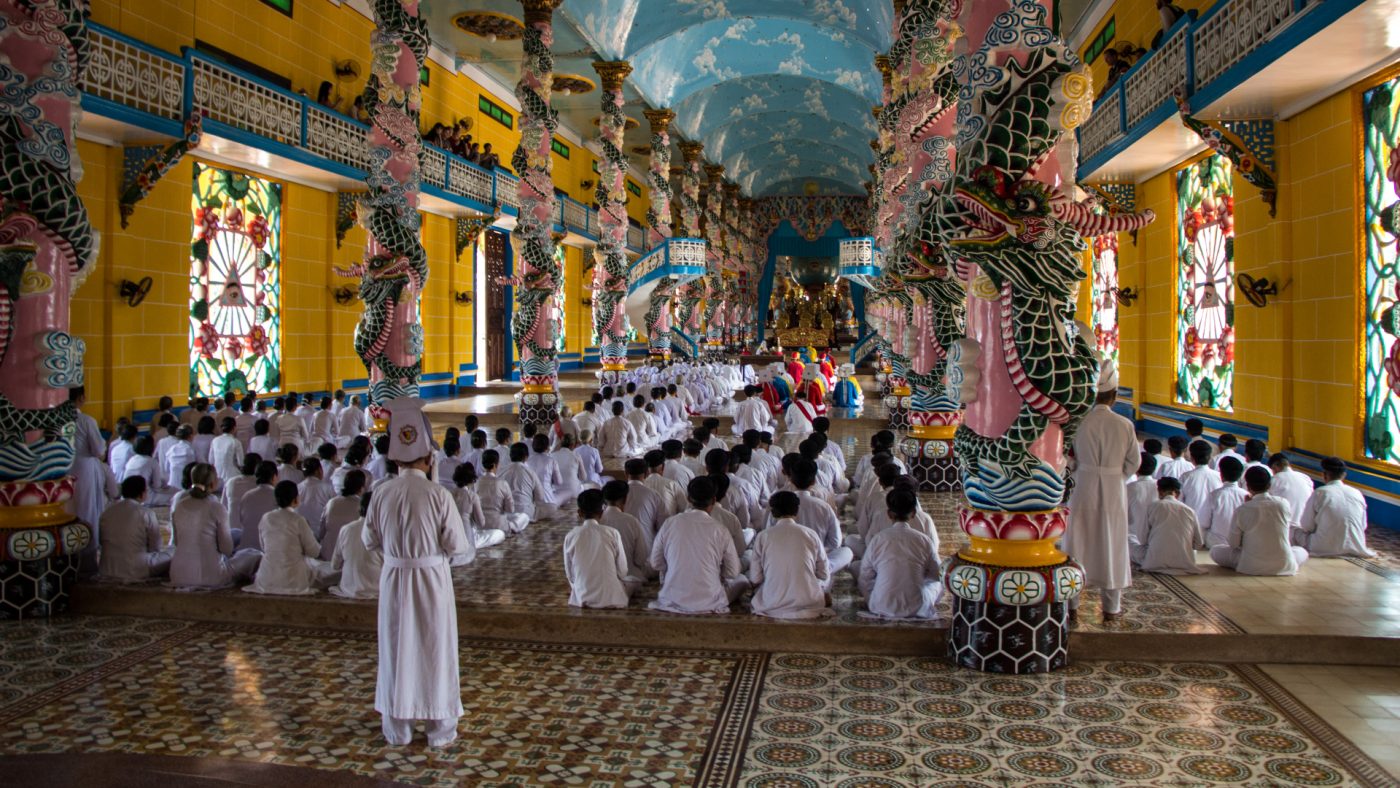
left=948, top=597, right=1070, bottom=674
left=884, top=397, right=909, bottom=430
left=0, top=553, right=81, bottom=620
left=904, top=438, right=959, bottom=492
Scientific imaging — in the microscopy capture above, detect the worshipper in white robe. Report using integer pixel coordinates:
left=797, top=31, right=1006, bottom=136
left=747, top=491, right=831, bottom=619
left=97, top=477, right=173, bottom=582
left=850, top=478, right=938, bottom=574
left=436, top=432, right=463, bottom=490
left=643, top=450, right=688, bottom=516
left=624, top=396, right=660, bottom=449
left=524, top=434, right=564, bottom=505
left=490, top=429, right=516, bottom=474
left=679, top=439, right=707, bottom=477
left=295, top=396, right=317, bottom=435
left=296, top=458, right=336, bottom=541
left=1179, top=440, right=1222, bottom=524
left=1062, top=359, right=1140, bottom=621
left=245, top=480, right=337, bottom=595
left=108, top=423, right=139, bottom=483
left=1203, top=457, right=1249, bottom=547
left=234, top=397, right=258, bottom=448
left=1154, top=436, right=1192, bottom=481
left=732, top=445, right=771, bottom=504
left=147, top=397, right=175, bottom=436
left=329, top=493, right=383, bottom=599
left=708, top=480, right=753, bottom=571
left=1242, top=439, right=1271, bottom=477
left=858, top=488, right=942, bottom=619
left=597, top=401, right=640, bottom=458
left=1132, top=477, right=1206, bottom=574
left=811, top=418, right=847, bottom=473
left=449, top=464, right=507, bottom=552
left=249, top=419, right=277, bottom=462
left=1210, top=466, right=1309, bottom=576
left=1126, top=454, right=1160, bottom=548
left=575, top=430, right=607, bottom=485
left=163, top=425, right=197, bottom=496
left=786, top=458, right=853, bottom=575
left=363, top=397, right=473, bottom=748
left=623, top=459, right=668, bottom=535
left=551, top=434, right=589, bottom=501
left=192, top=417, right=217, bottom=464
left=478, top=449, right=529, bottom=533
left=168, top=464, right=261, bottom=588
left=849, top=462, right=903, bottom=557
left=209, top=418, right=245, bottom=488
left=500, top=442, right=555, bottom=520
left=276, top=443, right=305, bottom=485
left=574, top=402, right=602, bottom=439
left=237, top=461, right=280, bottom=551
left=600, top=481, right=655, bottom=581
left=335, top=396, right=367, bottom=450
left=366, top=435, right=391, bottom=483
left=732, top=386, right=776, bottom=436
left=321, top=469, right=367, bottom=561
left=273, top=405, right=308, bottom=455
left=662, top=440, right=697, bottom=487
left=783, top=389, right=819, bottom=448
left=223, top=453, right=261, bottom=536
left=1268, top=454, right=1314, bottom=529
left=563, top=489, right=638, bottom=609
left=1211, top=434, right=1243, bottom=471
left=1293, top=456, right=1377, bottom=558
left=649, top=477, right=750, bottom=614
left=312, top=397, right=337, bottom=448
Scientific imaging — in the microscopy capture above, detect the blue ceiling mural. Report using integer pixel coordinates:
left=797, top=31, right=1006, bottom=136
left=426, top=1, right=891, bottom=196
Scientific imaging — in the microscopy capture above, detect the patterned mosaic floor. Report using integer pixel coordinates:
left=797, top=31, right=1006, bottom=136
left=0, top=616, right=1392, bottom=787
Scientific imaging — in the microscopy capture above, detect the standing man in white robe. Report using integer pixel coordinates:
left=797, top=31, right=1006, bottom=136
left=1293, top=456, right=1377, bottom=558
left=69, top=387, right=116, bottom=572
left=1063, top=359, right=1140, bottom=623
left=363, top=398, right=472, bottom=748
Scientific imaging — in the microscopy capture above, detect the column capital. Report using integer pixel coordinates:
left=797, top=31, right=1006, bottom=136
left=669, top=164, right=685, bottom=177
left=519, top=0, right=564, bottom=25
left=872, top=106, right=883, bottom=121
left=679, top=140, right=705, bottom=163
left=723, top=182, right=741, bottom=197
left=643, top=108, right=675, bottom=134
left=875, top=54, right=892, bottom=81
left=592, top=60, right=633, bottom=90
left=705, top=164, right=725, bottom=182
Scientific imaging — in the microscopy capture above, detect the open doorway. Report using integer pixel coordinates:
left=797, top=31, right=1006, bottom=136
left=483, top=228, right=510, bottom=383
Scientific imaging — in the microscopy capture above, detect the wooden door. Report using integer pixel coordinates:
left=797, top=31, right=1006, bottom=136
left=484, top=230, right=509, bottom=383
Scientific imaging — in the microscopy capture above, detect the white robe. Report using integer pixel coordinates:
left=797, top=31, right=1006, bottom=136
left=1179, top=465, right=1221, bottom=525
left=1135, top=498, right=1205, bottom=574
left=1063, top=405, right=1140, bottom=592
left=858, top=523, right=942, bottom=619
left=601, top=506, right=654, bottom=580
left=1202, top=484, right=1248, bottom=547
left=1125, top=476, right=1158, bottom=546
left=1212, top=493, right=1306, bottom=576
left=109, top=439, right=135, bottom=482
left=1154, top=456, right=1193, bottom=480
left=477, top=472, right=528, bottom=533
left=330, top=518, right=383, bottom=599
left=209, top=434, right=245, bottom=487
left=644, top=473, right=687, bottom=517
left=747, top=518, right=829, bottom=619
left=364, top=469, right=471, bottom=721
left=97, top=498, right=171, bottom=582
left=320, top=495, right=363, bottom=561
left=783, top=400, right=817, bottom=442
left=297, top=477, right=335, bottom=538
left=237, top=484, right=279, bottom=551
left=563, top=520, right=633, bottom=608
left=649, top=510, right=745, bottom=614
left=1270, top=469, right=1314, bottom=528
left=597, top=416, right=638, bottom=458
left=625, top=480, right=668, bottom=535
left=733, top=398, right=774, bottom=435
left=168, top=495, right=261, bottom=588
left=244, top=508, right=333, bottom=595
left=500, top=462, right=550, bottom=520
left=1296, top=481, right=1375, bottom=558
left=335, top=406, right=366, bottom=449
left=551, top=449, right=588, bottom=501
left=574, top=444, right=606, bottom=485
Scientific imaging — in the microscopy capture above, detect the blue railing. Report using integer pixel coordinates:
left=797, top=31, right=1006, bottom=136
left=1077, top=0, right=1358, bottom=179
left=670, top=327, right=699, bottom=359
left=626, top=238, right=707, bottom=294
left=82, top=22, right=639, bottom=249
left=850, top=330, right=878, bottom=366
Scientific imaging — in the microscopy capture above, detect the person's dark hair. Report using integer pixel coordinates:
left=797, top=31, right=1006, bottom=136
left=344, top=446, right=367, bottom=468
left=1137, top=452, right=1158, bottom=477
left=301, top=457, right=322, bottom=477
left=134, top=435, right=156, bottom=457
left=769, top=490, right=800, bottom=518
left=464, top=414, right=479, bottom=433
left=1166, top=435, right=1188, bottom=456
left=1268, top=454, right=1291, bottom=472
left=704, top=448, right=729, bottom=475
left=189, top=463, right=217, bottom=499
left=120, top=475, right=147, bottom=500
left=175, top=424, right=193, bottom=440
left=741, top=429, right=761, bottom=449
left=1218, top=433, right=1238, bottom=450
left=702, top=417, right=720, bottom=432
left=375, top=434, right=390, bottom=456
left=342, top=469, right=367, bottom=497
left=602, top=479, right=629, bottom=504
left=682, top=438, right=702, bottom=457
left=1218, top=456, right=1244, bottom=482
left=1244, top=465, right=1273, bottom=493
left=317, top=443, right=336, bottom=462
left=644, top=449, right=665, bottom=469
left=532, top=434, right=550, bottom=454
left=522, top=423, right=538, bottom=440
left=732, top=445, right=752, bottom=464
left=870, top=451, right=893, bottom=471
left=481, top=448, right=500, bottom=470
left=319, top=395, right=332, bottom=410
left=760, top=430, right=773, bottom=445
left=577, top=488, right=605, bottom=518
left=790, top=458, right=818, bottom=490
left=495, top=427, right=512, bottom=444
left=120, top=422, right=139, bottom=442
left=255, top=460, right=279, bottom=485
left=876, top=462, right=904, bottom=487
left=687, top=476, right=716, bottom=508
left=612, top=400, right=625, bottom=416
left=444, top=434, right=461, bottom=457
left=452, top=463, right=477, bottom=488
left=237, top=452, right=260, bottom=476
left=798, top=439, right=820, bottom=461
left=1157, top=476, right=1183, bottom=494
left=254, top=419, right=270, bottom=436
left=624, top=458, right=648, bottom=479
left=1189, top=440, right=1212, bottom=465
left=278, top=443, right=300, bottom=464
left=662, top=439, right=684, bottom=459
left=1320, top=456, right=1347, bottom=480
left=583, top=400, right=596, bottom=412
left=1184, top=418, right=1204, bottom=437
left=710, top=471, right=730, bottom=501
left=158, top=395, right=174, bottom=412
left=385, top=459, right=399, bottom=476
left=274, top=479, right=300, bottom=508
left=633, top=394, right=645, bottom=408
left=1143, top=437, right=1162, bottom=456
left=509, top=442, right=529, bottom=462
left=812, top=416, right=830, bottom=433
left=471, top=430, right=487, bottom=449
left=180, top=461, right=196, bottom=492
left=885, top=487, right=918, bottom=520
left=1242, top=438, right=1267, bottom=463
left=219, top=417, right=236, bottom=434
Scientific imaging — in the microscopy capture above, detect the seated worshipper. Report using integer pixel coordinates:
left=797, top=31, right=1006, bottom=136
left=739, top=431, right=780, bottom=490
left=249, top=418, right=276, bottom=461
left=598, top=401, right=639, bottom=458
left=222, top=453, right=262, bottom=536
left=624, top=458, right=668, bottom=535
left=526, top=434, right=565, bottom=503
left=210, top=417, right=244, bottom=486
left=679, top=438, right=706, bottom=476
left=295, top=393, right=317, bottom=435
left=245, top=480, right=338, bottom=595
left=1210, top=467, right=1309, bottom=576
left=97, top=476, right=173, bottom=582
left=1180, top=439, right=1222, bottom=524
left=148, top=396, right=175, bottom=435
left=783, top=389, right=819, bottom=448
left=501, top=442, right=555, bottom=520
left=436, top=431, right=463, bottom=490
left=335, top=394, right=366, bottom=450
left=297, top=457, right=335, bottom=540
left=317, top=443, right=341, bottom=478
left=600, top=480, right=655, bottom=581
left=273, top=399, right=308, bottom=454
left=321, top=469, right=367, bottom=561
left=1155, top=435, right=1192, bottom=480
left=1243, top=438, right=1270, bottom=475
left=154, top=419, right=180, bottom=473
left=804, top=433, right=850, bottom=497
left=747, top=490, right=831, bottom=619
left=1203, top=457, right=1249, bottom=548
left=705, top=449, right=759, bottom=532
left=1212, top=433, right=1243, bottom=471
left=1293, top=456, right=1378, bottom=558
left=850, top=475, right=938, bottom=569
left=852, top=462, right=904, bottom=550
left=1268, top=454, right=1314, bottom=529
left=462, top=430, right=487, bottom=476
left=575, top=429, right=607, bottom=485
left=574, top=400, right=602, bottom=438
left=235, top=397, right=257, bottom=447
left=852, top=431, right=899, bottom=492
left=1127, top=453, right=1159, bottom=547
left=563, top=489, right=639, bottom=609
left=492, top=428, right=516, bottom=471
left=191, top=416, right=217, bottom=465
left=732, top=386, right=775, bottom=436
left=372, top=460, right=400, bottom=491
left=1142, top=437, right=1168, bottom=472
left=109, top=422, right=139, bottom=482
left=164, top=425, right=197, bottom=495
left=312, top=396, right=337, bottom=447
left=858, top=488, right=943, bottom=619
left=366, top=434, right=391, bottom=482
left=648, top=477, right=750, bottom=614
left=276, top=443, right=305, bottom=485
left=788, top=458, right=854, bottom=575
left=644, top=449, right=687, bottom=516
left=551, top=433, right=590, bottom=500
left=168, top=464, right=262, bottom=589
left=331, top=445, right=367, bottom=494
left=237, top=461, right=280, bottom=550
left=478, top=449, right=529, bottom=533
left=121, top=437, right=164, bottom=506
left=449, top=464, right=507, bottom=551
left=700, top=419, right=726, bottom=454
left=810, top=417, right=846, bottom=473
left=1131, top=477, right=1206, bottom=574
left=731, top=445, right=771, bottom=503
left=625, top=395, right=661, bottom=449
left=708, top=474, right=755, bottom=567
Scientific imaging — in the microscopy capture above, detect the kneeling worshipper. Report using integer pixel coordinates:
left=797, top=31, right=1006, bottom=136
left=1203, top=457, right=1249, bottom=548
left=1293, top=456, right=1378, bottom=558
left=551, top=434, right=589, bottom=500
left=832, top=363, right=863, bottom=408
left=563, top=489, right=638, bottom=609
left=329, top=491, right=383, bottom=600
left=747, top=491, right=831, bottom=619
left=1131, top=477, right=1206, bottom=575
left=478, top=449, right=530, bottom=534
left=237, top=461, right=281, bottom=550
left=597, top=401, right=640, bottom=458
left=320, top=469, right=367, bottom=561
left=501, top=442, right=556, bottom=520
left=786, top=458, right=852, bottom=575
left=363, top=397, right=474, bottom=748
left=1180, top=440, right=1222, bottom=524
left=525, top=434, right=565, bottom=504
left=449, top=463, right=507, bottom=552
left=732, top=385, right=776, bottom=436
left=858, top=488, right=942, bottom=620
left=648, top=477, right=750, bottom=614
left=168, top=463, right=262, bottom=589
left=97, top=476, right=173, bottom=583
left=1211, top=466, right=1309, bottom=576
left=783, top=389, right=819, bottom=448
left=244, top=480, right=338, bottom=595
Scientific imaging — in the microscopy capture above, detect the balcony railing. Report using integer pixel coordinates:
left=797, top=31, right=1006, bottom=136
left=1077, top=0, right=1335, bottom=178
left=627, top=238, right=707, bottom=294
left=838, top=237, right=884, bottom=290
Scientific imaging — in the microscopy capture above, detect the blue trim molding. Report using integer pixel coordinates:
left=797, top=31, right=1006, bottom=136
left=1138, top=402, right=1268, bottom=443
left=1285, top=448, right=1400, bottom=533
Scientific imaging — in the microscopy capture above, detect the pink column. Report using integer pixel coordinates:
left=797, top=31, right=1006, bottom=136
left=643, top=108, right=675, bottom=361
left=591, top=60, right=633, bottom=381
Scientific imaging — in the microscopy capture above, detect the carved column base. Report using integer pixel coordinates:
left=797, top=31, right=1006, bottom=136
left=947, top=595, right=1070, bottom=674
left=518, top=386, right=560, bottom=427
left=0, top=488, right=91, bottom=619
left=905, top=418, right=961, bottom=492
left=884, top=385, right=911, bottom=430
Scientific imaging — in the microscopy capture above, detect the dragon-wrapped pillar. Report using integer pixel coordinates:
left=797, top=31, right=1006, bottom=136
left=674, top=143, right=704, bottom=343
left=701, top=164, right=726, bottom=354
left=642, top=108, right=675, bottom=363
left=591, top=60, right=632, bottom=385
left=0, top=0, right=94, bottom=618
left=350, top=0, right=430, bottom=431
left=940, top=0, right=1155, bottom=673
left=510, top=0, right=564, bottom=425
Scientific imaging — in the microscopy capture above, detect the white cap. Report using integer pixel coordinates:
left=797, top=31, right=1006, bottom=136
left=1097, top=356, right=1120, bottom=393
left=385, top=396, right=432, bottom=462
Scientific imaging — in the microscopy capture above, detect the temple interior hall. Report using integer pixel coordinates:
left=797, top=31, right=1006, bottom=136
left=4, top=0, right=1400, bottom=785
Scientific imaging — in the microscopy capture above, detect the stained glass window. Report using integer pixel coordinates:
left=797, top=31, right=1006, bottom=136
left=1175, top=154, right=1235, bottom=411
left=1090, top=232, right=1119, bottom=366
left=189, top=163, right=282, bottom=399
left=1363, top=75, right=1400, bottom=464
left=554, top=245, right=566, bottom=354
